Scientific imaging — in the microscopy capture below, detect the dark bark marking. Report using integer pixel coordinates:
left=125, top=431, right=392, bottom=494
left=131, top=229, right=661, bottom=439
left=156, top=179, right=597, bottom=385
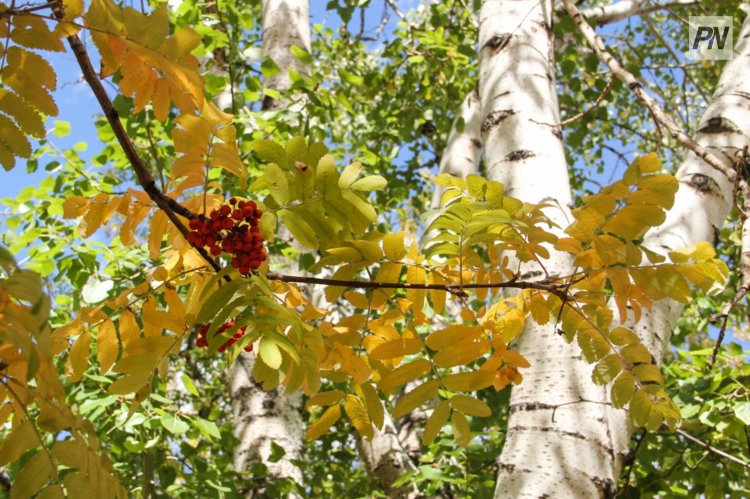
left=698, top=116, right=741, bottom=134
left=505, top=149, right=535, bottom=161
left=509, top=401, right=557, bottom=413
left=471, top=138, right=483, bottom=149
left=686, top=173, right=721, bottom=195
left=481, top=109, right=515, bottom=133
left=552, top=128, right=563, bottom=140
left=482, top=33, right=511, bottom=54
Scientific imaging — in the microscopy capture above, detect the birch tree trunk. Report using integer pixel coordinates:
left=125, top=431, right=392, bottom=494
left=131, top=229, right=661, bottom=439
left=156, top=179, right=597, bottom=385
left=227, top=0, right=311, bottom=492
left=481, top=1, right=750, bottom=495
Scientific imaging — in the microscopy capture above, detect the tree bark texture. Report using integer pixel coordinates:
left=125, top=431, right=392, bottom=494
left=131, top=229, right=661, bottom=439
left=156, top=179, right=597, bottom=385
left=228, top=0, right=311, bottom=492
left=483, top=1, right=750, bottom=496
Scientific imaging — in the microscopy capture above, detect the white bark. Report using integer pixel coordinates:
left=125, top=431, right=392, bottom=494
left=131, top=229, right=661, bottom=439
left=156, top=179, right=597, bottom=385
left=483, top=2, right=750, bottom=496
left=431, top=89, right=482, bottom=209
left=616, top=5, right=750, bottom=440
left=261, top=0, right=311, bottom=111
left=228, top=0, right=311, bottom=491
left=357, top=414, right=420, bottom=498
left=479, top=1, right=624, bottom=496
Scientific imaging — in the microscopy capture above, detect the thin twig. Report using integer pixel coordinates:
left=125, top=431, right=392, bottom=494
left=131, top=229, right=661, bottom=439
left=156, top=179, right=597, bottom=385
left=676, top=429, right=750, bottom=468
left=559, top=76, right=616, bottom=127
left=562, top=0, right=735, bottom=183
left=264, top=272, right=571, bottom=299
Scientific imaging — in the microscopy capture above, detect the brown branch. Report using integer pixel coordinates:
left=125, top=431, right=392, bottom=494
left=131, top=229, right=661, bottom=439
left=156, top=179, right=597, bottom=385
left=676, top=429, right=750, bottom=468
left=57, top=5, right=221, bottom=273
left=264, top=272, right=570, bottom=299
left=562, top=0, right=736, bottom=183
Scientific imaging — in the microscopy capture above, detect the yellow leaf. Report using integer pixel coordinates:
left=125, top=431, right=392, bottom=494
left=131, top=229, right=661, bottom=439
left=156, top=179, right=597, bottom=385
left=382, top=232, right=406, bottom=260
left=265, top=163, right=290, bottom=205
left=451, top=411, right=471, bottom=446
left=502, top=350, right=530, bottom=368
left=344, top=394, right=373, bottom=440
left=148, top=211, right=168, bottom=259
left=306, top=404, right=341, bottom=441
left=357, top=383, right=384, bottom=430
left=425, top=325, right=481, bottom=350
left=442, top=371, right=495, bottom=392
left=0, top=420, right=36, bottom=466
left=344, top=290, right=370, bottom=309
left=108, top=373, right=151, bottom=394
left=369, top=338, right=422, bottom=360
left=306, top=390, right=345, bottom=409
left=433, top=338, right=490, bottom=368
left=611, top=371, right=636, bottom=409
left=66, top=333, right=91, bottom=381
left=421, top=400, right=450, bottom=445
left=11, top=450, right=55, bottom=499
left=338, top=161, right=362, bottom=188
left=393, top=380, right=440, bottom=418
left=97, top=319, right=118, bottom=373
left=11, top=16, right=65, bottom=52
left=449, top=395, right=491, bottom=417
left=378, top=359, right=431, bottom=393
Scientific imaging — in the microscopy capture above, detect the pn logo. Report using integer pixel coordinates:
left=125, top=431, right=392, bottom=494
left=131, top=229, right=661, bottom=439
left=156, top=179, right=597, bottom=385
left=688, top=16, right=733, bottom=60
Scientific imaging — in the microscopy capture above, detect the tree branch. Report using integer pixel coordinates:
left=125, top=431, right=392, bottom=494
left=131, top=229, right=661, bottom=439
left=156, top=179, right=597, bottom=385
left=562, top=0, right=736, bottom=183
left=582, top=0, right=699, bottom=26
left=265, top=272, right=571, bottom=299
left=676, top=429, right=750, bottom=468
left=58, top=8, right=222, bottom=273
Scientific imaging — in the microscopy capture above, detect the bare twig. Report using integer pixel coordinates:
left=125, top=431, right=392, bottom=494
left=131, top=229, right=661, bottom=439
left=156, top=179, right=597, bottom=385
left=264, top=272, right=572, bottom=299
left=562, top=0, right=736, bottom=183
left=676, top=429, right=750, bottom=468
left=559, top=76, right=616, bottom=127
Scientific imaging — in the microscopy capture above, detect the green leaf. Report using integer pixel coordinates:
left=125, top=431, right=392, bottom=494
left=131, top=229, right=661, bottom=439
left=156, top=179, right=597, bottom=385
left=52, top=120, right=70, bottom=137
left=160, top=414, right=190, bottom=435
left=734, top=401, right=750, bottom=425
left=193, top=418, right=221, bottom=439
left=290, top=45, right=313, bottom=64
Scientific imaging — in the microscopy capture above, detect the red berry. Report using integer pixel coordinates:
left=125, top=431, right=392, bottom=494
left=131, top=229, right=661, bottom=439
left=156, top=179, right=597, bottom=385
left=239, top=266, right=250, bottom=275
left=231, top=258, right=240, bottom=268
left=233, top=209, right=243, bottom=220
left=220, top=205, right=231, bottom=216
left=210, top=245, right=221, bottom=256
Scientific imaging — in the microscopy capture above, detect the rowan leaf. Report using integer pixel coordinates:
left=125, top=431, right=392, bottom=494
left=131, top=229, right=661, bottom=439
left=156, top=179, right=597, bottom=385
left=306, top=405, right=341, bottom=441
left=421, top=400, right=450, bottom=445
left=378, top=359, right=432, bottom=393
left=449, top=395, right=491, bottom=417
left=306, top=390, right=345, bottom=409
left=344, top=394, right=373, bottom=440
left=97, top=319, right=118, bottom=373
left=451, top=411, right=471, bottom=446
left=393, top=380, right=440, bottom=418
left=358, top=383, right=385, bottom=430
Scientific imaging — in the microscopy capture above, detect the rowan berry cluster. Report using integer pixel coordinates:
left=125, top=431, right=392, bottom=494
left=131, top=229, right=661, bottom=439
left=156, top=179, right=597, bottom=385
left=187, top=198, right=267, bottom=275
left=196, top=321, right=253, bottom=353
